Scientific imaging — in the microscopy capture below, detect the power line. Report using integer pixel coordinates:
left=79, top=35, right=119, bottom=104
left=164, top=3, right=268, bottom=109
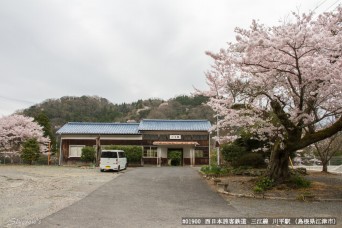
left=0, top=95, right=35, bottom=104
left=325, top=0, right=341, bottom=11
left=313, top=0, right=330, bottom=12
left=312, top=0, right=341, bottom=13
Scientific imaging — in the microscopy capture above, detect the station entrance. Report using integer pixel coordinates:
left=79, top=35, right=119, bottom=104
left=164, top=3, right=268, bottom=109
left=167, top=148, right=183, bottom=166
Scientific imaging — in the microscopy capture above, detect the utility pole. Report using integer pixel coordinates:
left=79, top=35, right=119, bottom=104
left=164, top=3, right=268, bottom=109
left=48, top=141, right=51, bottom=165
left=217, top=115, right=220, bottom=166
left=96, top=136, right=101, bottom=167
left=208, top=132, right=211, bottom=165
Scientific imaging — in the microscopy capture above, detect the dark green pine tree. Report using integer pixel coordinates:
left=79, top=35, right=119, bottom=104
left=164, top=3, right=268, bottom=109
left=21, top=138, right=40, bottom=165
left=34, top=111, right=56, bottom=152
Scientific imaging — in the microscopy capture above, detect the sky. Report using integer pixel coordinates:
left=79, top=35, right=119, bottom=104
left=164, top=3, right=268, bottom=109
left=0, top=0, right=340, bottom=116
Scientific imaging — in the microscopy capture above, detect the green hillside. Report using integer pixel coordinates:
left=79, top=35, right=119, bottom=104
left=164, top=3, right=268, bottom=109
left=21, top=95, right=214, bottom=133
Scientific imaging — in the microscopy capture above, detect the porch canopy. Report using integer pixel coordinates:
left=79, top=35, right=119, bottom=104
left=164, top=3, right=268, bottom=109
left=153, top=141, right=199, bottom=146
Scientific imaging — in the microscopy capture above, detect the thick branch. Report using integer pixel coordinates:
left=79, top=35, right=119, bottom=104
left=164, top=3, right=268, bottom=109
left=292, top=116, right=342, bottom=151
left=270, top=100, right=296, bottom=132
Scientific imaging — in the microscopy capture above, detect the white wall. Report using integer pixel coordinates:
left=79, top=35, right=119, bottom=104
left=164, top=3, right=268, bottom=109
left=160, top=147, right=168, bottom=158
left=183, top=146, right=191, bottom=158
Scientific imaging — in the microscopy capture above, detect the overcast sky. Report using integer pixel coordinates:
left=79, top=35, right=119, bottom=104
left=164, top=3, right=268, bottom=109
left=0, top=0, right=339, bottom=116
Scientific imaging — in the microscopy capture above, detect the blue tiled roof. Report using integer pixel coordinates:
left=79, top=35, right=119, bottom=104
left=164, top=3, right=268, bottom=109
left=138, top=119, right=211, bottom=131
left=57, top=119, right=212, bottom=135
left=56, top=122, right=140, bottom=135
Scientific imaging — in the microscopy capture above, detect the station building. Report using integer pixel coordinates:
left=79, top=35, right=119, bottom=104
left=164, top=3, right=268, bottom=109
left=57, top=119, right=211, bottom=166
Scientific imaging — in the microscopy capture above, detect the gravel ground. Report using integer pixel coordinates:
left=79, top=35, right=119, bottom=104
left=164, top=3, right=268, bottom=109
left=0, top=165, right=119, bottom=228
left=2, top=166, right=341, bottom=227
left=306, top=171, right=342, bottom=186
left=31, top=167, right=342, bottom=228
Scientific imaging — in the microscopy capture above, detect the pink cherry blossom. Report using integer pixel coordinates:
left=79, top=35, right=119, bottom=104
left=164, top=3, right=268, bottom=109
left=197, top=7, right=342, bottom=180
left=0, top=114, right=49, bottom=157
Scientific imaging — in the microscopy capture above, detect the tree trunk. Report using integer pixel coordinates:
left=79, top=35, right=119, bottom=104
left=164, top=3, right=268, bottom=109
left=267, top=147, right=290, bottom=183
left=322, top=161, right=328, bottom=173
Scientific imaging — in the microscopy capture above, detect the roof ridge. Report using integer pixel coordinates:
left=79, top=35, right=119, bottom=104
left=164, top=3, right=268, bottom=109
left=68, top=122, right=139, bottom=125
left=142, top=119, right=209, bottom=122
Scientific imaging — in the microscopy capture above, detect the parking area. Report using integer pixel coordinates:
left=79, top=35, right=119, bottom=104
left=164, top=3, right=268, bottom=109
left=32, top=167, right=341, bottom=227
left=32, top=167, right=238, bottom=227
left=0, top=165, right=118, bottom=228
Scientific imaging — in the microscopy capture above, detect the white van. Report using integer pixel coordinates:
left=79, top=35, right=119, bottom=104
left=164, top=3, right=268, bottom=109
left=100, top=150, right=127, bottom=172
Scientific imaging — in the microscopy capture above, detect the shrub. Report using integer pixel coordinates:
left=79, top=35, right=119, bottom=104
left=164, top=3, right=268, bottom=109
left=168, top=151, right=182, bottom=166
left=233, top=153, right=266, bottom=168
left=232, top=166, right=249, bottom=175
left=257, top=177, right=274, bottom=189
left=210, top=165, right=222, bottom=175
left=36, top=155, right=48, bottom=165
left=253, top=186, right=264, bottom=194
left=210, top=150, right=217, bottom=166
left=81, top=146, right=96, bottom=163
left=236, top=131, right=269, bottom=152
left=103, top=145, right=142, bottom=163
left=221, top=143, right=247, bottom=163
left=254, top=176, right=274, bottom=193
left=219, top=166, right=230, bottom=175
left=221, top=133, right=270, bottom=167
left=201, top=165, right=210, bottom=173
left=21, top=138, right=40, bottom=165
left=288, top=175, right=311, bottom=188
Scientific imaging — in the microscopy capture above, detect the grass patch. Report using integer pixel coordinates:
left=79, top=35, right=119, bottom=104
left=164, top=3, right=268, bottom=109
left=200, top=165, right=230, bottom=176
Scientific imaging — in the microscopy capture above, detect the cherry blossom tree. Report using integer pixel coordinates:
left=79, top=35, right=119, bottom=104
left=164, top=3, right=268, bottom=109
left=0, top=114, right=49, bottom=163
left=198, top=7, right=342, bottom=182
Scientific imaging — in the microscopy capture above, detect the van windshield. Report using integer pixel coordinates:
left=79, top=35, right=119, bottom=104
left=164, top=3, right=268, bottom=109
left=101, top=152, right=118, bottom=158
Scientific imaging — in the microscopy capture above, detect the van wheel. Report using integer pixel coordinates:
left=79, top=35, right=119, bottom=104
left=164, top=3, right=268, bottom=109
left=124, top=163, right=127, bottom=170
left=117, top=166, right=120, bottom=172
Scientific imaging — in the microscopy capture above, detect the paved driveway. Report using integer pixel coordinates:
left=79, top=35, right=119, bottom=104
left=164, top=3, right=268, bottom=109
left=32, top=167, right=239, bottom=228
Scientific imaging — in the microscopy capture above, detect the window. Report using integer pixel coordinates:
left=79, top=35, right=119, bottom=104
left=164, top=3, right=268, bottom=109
left=183, top=135, right=192, bottom=140
left=69, top=145, right=84, bottom=157
left=143, top=147, right=157, bottom=157
left=118, top=152, right=126, bottom=158
left=193, top=135, right=208, bottom=140
left=159, top=135, right=167, bottom=140
left=143, top=134, right=159, bottom=140
left=101, top=152, right=118, bottom=158
left=195, top=150, right=204, bottom=158
left=195, top=148, right=209, bottom=158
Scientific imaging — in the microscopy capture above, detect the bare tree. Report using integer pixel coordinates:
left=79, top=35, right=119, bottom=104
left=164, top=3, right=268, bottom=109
left=313, top=133, right=342, bottom=172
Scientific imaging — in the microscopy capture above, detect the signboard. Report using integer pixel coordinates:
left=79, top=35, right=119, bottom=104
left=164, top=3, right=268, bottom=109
left=170, top=135, right=181, bottom=140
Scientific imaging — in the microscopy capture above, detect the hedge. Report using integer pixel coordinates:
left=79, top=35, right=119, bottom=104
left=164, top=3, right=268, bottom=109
left=103, top=145, right=142, bottom=163
left=233, top=152, right=266, bottom=168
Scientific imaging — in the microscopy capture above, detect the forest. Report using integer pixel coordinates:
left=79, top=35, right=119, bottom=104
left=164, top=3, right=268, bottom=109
left=21, top=95, right=214, bottom=133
